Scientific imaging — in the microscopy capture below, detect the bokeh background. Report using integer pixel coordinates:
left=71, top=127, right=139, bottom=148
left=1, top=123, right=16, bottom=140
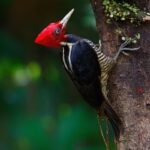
left=0, top=0, right=115, bottom=149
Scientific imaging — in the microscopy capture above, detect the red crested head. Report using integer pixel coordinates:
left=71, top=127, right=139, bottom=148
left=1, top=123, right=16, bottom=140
left=35, top=22, right=66, bottom=48
left=35, top=9, right=74, bottom=48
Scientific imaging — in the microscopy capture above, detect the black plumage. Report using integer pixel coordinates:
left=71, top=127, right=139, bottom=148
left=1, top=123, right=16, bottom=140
left=61, top=34, right=122, bottom=139
left=71, top=39, right=103, bottom=108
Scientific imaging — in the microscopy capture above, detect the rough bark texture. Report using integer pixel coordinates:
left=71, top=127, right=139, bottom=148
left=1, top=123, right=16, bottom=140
left=91, top=0, right=150, bottom=150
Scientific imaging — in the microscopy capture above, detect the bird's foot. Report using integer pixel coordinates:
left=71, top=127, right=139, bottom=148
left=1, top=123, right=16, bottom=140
left=119, top=40, right=140, bottom=52
left=99, top=39, right=102, bottom=48
left=95, top=39, right=102, bottom=50
left=114, top=40, right=140, bottom=60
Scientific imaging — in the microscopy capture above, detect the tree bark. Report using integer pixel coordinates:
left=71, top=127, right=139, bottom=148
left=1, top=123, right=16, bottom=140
left=91, top=0, right=150, bottom=150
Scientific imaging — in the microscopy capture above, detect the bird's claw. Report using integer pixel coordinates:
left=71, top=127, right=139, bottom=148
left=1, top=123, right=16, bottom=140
left=95, top=40, right=102, bottom=49
left=99, top=39, right=102, bottom=48
left=122, top=51, right=130, bottom=56
left=121, top=47, right=140, bottom=52
left=119, top=40, right=140, bottom=53
left=120, top=39, right=131, bottom=49
left=114, top=40, right=140, bottom=60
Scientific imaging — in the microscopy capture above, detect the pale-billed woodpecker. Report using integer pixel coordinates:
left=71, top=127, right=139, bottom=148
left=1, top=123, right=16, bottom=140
left=35, top=9, right=139, bottom=140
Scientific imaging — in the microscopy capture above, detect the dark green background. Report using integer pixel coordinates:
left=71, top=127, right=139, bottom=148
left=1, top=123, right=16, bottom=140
left=0, top=0, right=115, bottom=149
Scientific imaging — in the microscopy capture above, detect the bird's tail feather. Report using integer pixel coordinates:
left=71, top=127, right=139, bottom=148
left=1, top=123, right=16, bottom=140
left=103, top=101, right=123, bottom=140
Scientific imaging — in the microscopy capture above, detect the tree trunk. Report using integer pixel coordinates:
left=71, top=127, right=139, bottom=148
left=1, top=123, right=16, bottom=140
left=91, top=0, right=150, bottom=150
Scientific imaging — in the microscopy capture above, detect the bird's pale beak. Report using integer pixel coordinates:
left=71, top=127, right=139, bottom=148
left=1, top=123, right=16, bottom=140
left=60, top=8, right=74, bottom=28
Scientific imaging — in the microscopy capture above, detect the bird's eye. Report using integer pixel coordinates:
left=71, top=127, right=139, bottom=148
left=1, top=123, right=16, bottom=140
left=55, top=28, right=61, bottom=35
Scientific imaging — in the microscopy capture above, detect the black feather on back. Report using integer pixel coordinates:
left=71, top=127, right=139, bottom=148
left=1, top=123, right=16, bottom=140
left=61, top=35, right=123, bottom=140
left=63, top=39, right=104, bottom=108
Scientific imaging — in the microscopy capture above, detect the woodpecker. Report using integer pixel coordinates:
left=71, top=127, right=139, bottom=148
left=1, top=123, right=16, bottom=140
left=35, top=9, right=139, bottom=140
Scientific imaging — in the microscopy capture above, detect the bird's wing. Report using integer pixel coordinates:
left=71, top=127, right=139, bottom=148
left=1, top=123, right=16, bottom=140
left=70, top=39, right=104, bottom=108
left=67, top=39, right=122, bottom=139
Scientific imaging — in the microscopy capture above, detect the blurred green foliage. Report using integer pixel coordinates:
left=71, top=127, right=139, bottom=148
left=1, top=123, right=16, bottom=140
left=0, top=0, right=115, bottom=149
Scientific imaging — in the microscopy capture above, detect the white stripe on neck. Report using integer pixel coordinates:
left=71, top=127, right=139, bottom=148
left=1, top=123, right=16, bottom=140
left=62, top=42, right=74, bottom=73
left=62, top=47, right=69, bottom=71
left=68, top=44, right=73, bottom=72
